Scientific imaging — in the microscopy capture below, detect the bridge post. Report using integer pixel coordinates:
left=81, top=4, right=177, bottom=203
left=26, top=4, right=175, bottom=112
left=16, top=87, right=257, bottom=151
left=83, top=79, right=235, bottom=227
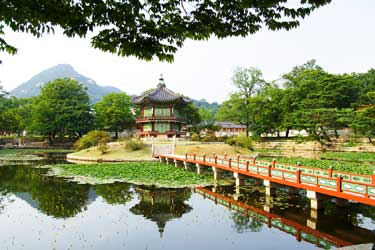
left=233, top=186, right=241, bottom=201
left=233, top=172, right=246, bottom=186
left=196, top=163, right=202, bottom=174
left=306, top=190, right=328, bottom=210
left=212, top=167, right=223, bottom=180
left=263, top=194, right=272, bottom=213
left=183, top=161, right=190, bottom=170
left=165, top=158, right=169, bottom=165
left=263, top=180, right=276, bottom=196
left=174, top=159, right=178, bottom=167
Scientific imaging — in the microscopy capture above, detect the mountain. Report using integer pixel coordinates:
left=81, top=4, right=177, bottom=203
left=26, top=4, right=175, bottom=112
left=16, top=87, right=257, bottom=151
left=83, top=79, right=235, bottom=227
left=193, top=99, right=221, bottom=114
left=10, top=64, right=122, bottom=103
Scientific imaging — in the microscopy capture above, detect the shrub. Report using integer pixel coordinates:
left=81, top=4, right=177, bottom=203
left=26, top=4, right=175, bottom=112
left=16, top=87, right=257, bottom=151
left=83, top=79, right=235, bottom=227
left=74, top=130, right=112, bottom=150
left=97, top=140, right=110, bottom=155
left=226, top=135, right=253, bottom=150
left=191, top=133, right=200, bottom=141
left=125, top=139, right=144, bottom=151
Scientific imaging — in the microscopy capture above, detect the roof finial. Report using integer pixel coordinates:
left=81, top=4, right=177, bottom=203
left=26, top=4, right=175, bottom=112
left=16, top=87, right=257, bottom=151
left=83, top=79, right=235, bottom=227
left=157, top=74, right=166, bottom=88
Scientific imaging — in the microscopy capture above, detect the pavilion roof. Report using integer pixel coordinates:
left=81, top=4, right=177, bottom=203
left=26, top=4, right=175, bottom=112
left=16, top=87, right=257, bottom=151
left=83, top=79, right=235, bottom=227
left=131, top=77, right=191, bottom=105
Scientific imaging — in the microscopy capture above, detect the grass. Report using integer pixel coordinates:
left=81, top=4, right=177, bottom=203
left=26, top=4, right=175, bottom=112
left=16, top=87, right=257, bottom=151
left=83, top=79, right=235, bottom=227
left=259, top=156, right=375, bottom=175
left=48, top=162, right=227, bottom=188
left=70, top=143, right=153, bottom=160
left=69, top=142, right=253, bottom=161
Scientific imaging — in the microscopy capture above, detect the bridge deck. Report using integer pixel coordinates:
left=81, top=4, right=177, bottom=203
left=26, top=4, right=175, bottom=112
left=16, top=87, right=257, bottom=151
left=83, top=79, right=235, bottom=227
left=159, top=153, right=375, bottom=206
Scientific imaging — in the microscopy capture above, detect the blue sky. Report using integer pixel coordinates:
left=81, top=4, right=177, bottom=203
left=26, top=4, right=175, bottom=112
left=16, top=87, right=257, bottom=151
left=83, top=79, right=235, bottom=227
left=1, top=0, right=375, bottom=103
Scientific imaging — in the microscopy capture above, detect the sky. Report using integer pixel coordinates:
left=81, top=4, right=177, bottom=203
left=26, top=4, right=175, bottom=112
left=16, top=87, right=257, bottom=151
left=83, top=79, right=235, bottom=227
left=1, top=0, right=375, bottom=103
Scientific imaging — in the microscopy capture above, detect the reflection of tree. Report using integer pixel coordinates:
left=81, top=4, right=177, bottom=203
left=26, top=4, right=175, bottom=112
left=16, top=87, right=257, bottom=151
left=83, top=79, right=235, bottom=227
left=231, top=211, right=263, bottom=233
left=0, top=165, right=90, bottom=218
left=130, top=186, right=192, bottom=236
left=95, top=183, right=133, bottom=205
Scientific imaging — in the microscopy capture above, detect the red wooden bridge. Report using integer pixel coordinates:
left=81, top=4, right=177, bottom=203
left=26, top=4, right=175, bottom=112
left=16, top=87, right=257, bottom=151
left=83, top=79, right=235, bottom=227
left=194, top=187, right=353, bottom=249
left=159, top=153, right=375, bottom=206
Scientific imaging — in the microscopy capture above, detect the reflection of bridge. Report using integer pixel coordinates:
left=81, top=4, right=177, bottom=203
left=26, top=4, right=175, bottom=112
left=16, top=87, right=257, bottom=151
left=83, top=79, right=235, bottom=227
left=195, top=187, right=351, bottom=249
left=159, top=153, right=375, bottom=207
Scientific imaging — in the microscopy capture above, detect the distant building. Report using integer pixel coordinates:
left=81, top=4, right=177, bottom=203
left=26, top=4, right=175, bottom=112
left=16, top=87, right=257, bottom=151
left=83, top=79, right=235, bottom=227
left=131, top=76, right=191, bottom=138
left=214, top=121, right=247, bottom=137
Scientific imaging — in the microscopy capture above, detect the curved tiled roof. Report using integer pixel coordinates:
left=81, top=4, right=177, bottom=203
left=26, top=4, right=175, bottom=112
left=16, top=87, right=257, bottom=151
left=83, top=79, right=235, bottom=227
left=131, top=78, right=191, bottom=104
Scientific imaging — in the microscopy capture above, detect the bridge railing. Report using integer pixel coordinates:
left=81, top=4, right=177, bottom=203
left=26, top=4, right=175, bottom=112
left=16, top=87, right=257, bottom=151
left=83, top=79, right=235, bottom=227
left=179, top=153, right=375, bottom=199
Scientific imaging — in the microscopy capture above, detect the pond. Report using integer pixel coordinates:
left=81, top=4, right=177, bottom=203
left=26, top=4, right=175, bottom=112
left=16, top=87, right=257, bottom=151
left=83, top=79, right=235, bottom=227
left=1, top=158, right=375, bottom=250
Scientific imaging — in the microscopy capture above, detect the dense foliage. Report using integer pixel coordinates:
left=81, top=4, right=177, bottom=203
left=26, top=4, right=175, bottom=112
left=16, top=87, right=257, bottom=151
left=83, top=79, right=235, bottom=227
left=29, top=78, right=94, bottom=142
left=74, top=130, right=112, bottom=150
left=94, top=93, right=135, bottom=138
left=1, top=0, right=331, bottom=61
left=259, top=156, right=375, bottom=175
left=217, top=60, right=375, bottom=144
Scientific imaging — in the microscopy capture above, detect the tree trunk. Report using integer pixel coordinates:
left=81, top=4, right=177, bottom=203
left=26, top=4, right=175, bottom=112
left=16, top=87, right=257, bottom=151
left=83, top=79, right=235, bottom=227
left=285, top=129, right=289, bottom=138
left=277, top=130, right=280, bottom=138
left=369, top=137, right=374, bottom=145
left=115, top=131, right=119, bottom=140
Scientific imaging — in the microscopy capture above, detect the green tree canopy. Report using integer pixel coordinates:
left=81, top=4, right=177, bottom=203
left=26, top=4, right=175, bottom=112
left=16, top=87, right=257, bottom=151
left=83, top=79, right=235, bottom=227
left=30, top=78, right=94, bottom=142
left=0, top=0, right=331, bottom=61
left=94, top=92, right=135, bottom=138
left=216, top=67, right=267, bottom=136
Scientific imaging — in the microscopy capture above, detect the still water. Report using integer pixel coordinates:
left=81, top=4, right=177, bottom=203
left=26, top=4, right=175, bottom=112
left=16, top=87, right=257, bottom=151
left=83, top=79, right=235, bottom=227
left=1, top=160, right=375, bottom=250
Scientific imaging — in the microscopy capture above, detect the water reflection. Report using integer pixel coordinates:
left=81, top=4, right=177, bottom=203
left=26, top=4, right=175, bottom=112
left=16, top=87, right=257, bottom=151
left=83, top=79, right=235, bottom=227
left=196, top=185, right=375, bottom=249
left=130, top=186, right=192, bottom=236
left=0, top=165, right=90, bottom=218
left=0, top=163, right=375, bottom=250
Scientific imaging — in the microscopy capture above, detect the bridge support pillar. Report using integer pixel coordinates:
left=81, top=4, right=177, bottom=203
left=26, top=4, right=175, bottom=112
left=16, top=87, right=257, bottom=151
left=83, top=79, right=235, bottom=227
left=263, top=180, right=277, bottom=196
left=196, top=163, right=202, bottom=174
left=306, top=190, right=328, bottom=210
left=212, top=167, right=223, bottom=180
left=233, top=186, right=241, bottom=201
left=336, top=198, right=349, bottom=207
left=174, top=159, right=178, bottom=167
left=183, top=161, right=191, bottom=170
left=263, top=195, right=272, bottom=213
left=306, top=208, right=322, bottom=230
left=233, top=172, right=246, bottom=187
left=165, top=158, right=169, bottom=165
left=159, top=157, right=163, bottom=163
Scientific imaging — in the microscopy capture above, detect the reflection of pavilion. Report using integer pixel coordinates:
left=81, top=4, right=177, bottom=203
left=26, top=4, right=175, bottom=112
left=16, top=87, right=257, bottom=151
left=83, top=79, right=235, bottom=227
left=130, top=187, right=192, bottom=237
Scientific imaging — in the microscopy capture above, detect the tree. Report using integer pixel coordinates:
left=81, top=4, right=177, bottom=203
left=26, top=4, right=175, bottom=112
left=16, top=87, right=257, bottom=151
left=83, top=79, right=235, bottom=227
left=178, top=103, right=202, bottom=125
left=216, top=67, right=267, bottom=136
left=94, top=93, right=135, bottom=139
left=281, top=60, right=359, bottom=141
left=350, top=92, right=375, bottom=144
left=0, top=0, right=331, bottom=61
left=0, top=98, right=33, bottom=136
left=198, top=108, right=213, bottom=125
left=30, top=78, right=94, bottom=143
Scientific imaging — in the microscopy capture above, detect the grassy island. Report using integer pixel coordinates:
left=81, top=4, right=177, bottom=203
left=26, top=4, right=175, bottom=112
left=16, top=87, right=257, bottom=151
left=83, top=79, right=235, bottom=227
left=47, top=162, right=227, bottom=188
